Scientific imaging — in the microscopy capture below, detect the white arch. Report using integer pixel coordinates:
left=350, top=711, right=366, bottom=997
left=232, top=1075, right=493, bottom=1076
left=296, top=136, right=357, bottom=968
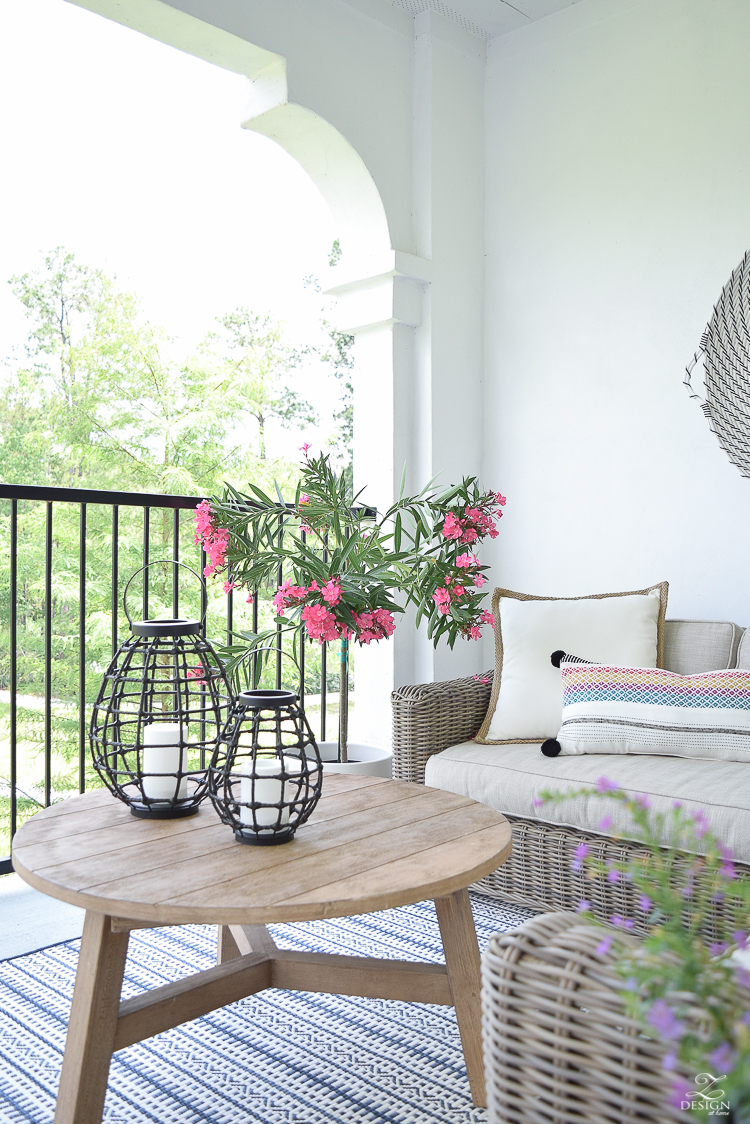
left=67, top=0, right=392, bottom=276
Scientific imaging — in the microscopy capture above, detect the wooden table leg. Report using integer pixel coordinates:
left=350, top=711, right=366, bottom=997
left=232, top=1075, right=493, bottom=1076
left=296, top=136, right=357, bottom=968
left=55, top=912, right=130, bottom=1124
left=434, top=888, right=486, bottom=1108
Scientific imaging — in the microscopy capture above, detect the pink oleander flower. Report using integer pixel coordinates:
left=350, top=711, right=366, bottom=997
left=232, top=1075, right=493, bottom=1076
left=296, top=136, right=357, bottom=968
left=353, top=608, right=396, bottom=645
left=474, top=574, right=486, bottom=587
left=186, top=666, right=205, bottom=684
left=301, top=603, right=341, bottom=643
left=433, top=587, right=452, bottom=615
left=495, top=493, right=507, bottom=507
left=298, top=493, right=311, bottom=505
left=246, top=593, right=254, bottom=605
left=473, top=674, right=490, bottom=683
left=467, top=625, right=482, bottom=641
left=321, top=579, right=342, bottom=606
left=452, top=584, right=466, bottom=599
left=456, top=552, right=478, bottom=569
left=299, top=443, right=312, bottom=454
left=442, top=512, right=463, bottom=541
left=195, top=500, right=230, bottom=576
left=480, top=610, right=494, bottom=625
left=223, top=581, right=237, bottom=594
left=272, top=581, right=308, bottom=615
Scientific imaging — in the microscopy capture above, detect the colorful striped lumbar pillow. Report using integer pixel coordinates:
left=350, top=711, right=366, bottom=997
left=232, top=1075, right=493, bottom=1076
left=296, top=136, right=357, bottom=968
left=541, top=651, right=750, bottom=761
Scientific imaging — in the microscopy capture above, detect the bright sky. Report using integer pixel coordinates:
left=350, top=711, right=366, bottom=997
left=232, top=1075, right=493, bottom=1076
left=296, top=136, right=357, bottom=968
left=0, top=0, right=340, bottom=457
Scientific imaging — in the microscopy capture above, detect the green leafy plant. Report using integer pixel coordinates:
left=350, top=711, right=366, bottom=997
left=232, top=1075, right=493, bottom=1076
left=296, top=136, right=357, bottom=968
left=196, top=449, right=505, bottom=760
left=538, top=780, right=750, bottom=1120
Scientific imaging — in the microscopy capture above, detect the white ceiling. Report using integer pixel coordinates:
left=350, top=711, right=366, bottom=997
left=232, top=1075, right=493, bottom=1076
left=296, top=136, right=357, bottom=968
left=377, top=0, right=586, bottom=39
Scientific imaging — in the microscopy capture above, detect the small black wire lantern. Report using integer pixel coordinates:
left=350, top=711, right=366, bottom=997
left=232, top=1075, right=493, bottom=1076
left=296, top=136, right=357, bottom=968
left=209, top=689, right=322, bottom=845
left=90, top=562, right=232, bottom=819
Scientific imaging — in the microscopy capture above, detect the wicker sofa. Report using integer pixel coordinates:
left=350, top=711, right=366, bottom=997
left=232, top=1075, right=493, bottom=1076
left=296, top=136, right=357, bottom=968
left=392, top=618, right=749, bottom=934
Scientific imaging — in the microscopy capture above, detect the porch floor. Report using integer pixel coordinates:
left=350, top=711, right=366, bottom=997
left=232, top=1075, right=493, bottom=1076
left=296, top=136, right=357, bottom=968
left=0, top=872, right=84, bottom=959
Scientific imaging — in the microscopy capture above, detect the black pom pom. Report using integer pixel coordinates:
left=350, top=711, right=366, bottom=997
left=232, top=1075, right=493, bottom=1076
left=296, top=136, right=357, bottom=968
left=550, top=650, right=565, bottom=668
left=541, top=739, right=562, bottom=757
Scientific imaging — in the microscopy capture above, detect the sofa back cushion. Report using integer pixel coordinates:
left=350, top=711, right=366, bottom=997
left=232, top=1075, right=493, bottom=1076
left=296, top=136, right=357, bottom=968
left=663, top=619, right=742, bottom=674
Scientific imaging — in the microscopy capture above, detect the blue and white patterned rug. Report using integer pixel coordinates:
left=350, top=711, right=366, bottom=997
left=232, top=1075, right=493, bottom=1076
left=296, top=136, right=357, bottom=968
left=0, top=894, right=536, bottom=1124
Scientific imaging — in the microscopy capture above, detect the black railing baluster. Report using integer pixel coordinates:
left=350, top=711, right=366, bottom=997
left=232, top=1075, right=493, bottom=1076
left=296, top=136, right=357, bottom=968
left=111, top=505, right=119, bottom=657
left=227, top=588, right=233, bottom=645
left=321, top=643, right=327, bottom=743
left=142, top=507, right=150, bottom=620
left=252, top=587, right=259, bottom=688
left=172, top=508, right=180, bottom=619
left=44, top=501, right=52, bottom=808
left=78, top=503, right=86, bottom=793
left=9, top=499, right=17, bottom=843
left=276, top=514, right=283, bottom=690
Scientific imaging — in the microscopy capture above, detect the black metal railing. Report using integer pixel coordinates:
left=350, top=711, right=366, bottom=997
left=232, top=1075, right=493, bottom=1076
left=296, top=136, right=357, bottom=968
left=0, top=482, right=333, bottom=875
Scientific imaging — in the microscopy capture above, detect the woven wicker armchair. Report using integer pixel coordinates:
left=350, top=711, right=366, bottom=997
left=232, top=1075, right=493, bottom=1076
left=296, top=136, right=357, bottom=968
left=481, top=912, right=683, bottom=1123
left=391, top=672, right=749, bottom=937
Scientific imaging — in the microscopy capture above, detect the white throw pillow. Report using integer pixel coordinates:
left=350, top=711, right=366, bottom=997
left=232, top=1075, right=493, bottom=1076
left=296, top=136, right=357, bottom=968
left=476, top=583, right=667, bottom=744
left=541, top=653, right=750, bottom=762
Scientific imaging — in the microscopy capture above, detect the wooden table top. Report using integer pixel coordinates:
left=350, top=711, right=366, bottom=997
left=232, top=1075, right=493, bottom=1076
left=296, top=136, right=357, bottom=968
left=13, top=773, right=517, bottom=921
left=12, top=774, right=512, bottom=925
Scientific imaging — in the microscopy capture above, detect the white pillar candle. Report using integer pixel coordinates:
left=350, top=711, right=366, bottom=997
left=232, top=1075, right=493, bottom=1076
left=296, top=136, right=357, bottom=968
left=141, top=723, right=188, bottom=801
left=238, top=756, right=302, bottom=829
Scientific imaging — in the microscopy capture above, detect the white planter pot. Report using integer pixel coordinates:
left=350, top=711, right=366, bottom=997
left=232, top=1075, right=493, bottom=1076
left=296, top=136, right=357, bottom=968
left=317, top=741, right=392, bottom=778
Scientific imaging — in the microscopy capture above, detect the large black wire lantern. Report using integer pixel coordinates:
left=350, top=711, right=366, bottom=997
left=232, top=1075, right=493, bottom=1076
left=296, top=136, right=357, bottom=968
left=209, top=689, right=322, bottom=845
left=90, top=562, right=232, bottom=819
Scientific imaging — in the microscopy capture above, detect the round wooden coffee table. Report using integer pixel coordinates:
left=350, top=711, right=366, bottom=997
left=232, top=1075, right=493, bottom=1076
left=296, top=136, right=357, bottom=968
left=12, top=772, right=512, bottom=1124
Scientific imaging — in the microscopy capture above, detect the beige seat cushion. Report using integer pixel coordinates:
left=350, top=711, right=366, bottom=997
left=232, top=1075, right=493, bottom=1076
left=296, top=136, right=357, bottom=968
left=425, top=741, right=750, bottom=863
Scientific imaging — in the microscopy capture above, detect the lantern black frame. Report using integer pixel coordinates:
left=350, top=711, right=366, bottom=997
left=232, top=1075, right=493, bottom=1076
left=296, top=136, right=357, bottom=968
left=208, top=689, right=323, bottom=845
left=90, top=562, right=232, bottom=819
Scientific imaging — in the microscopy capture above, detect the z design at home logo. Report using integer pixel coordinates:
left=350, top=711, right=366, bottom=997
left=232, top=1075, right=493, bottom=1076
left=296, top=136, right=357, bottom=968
left=680, top=1072, right=731, bottom=1115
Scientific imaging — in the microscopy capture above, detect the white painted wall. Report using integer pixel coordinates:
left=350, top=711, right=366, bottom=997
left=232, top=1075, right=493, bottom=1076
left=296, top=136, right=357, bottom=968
left=483, top=0, right=750, bottom=665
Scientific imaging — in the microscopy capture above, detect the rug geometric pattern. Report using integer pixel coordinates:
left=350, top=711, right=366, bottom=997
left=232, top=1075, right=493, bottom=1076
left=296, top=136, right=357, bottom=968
left=0, top=893, right=536, bottom=1124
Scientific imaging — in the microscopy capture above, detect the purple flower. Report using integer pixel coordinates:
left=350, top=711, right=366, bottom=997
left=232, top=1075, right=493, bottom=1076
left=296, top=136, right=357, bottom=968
left=624, top=977, right=637, bottom=991
left=633, top=793, right=651, bottom=810
left=720, top=861, right=736, bottom=880
left=669, top=1077, right=691, bottom=1109
left=681, top=881, right=694, bottom=899
left=571, top=843, right=589, bottom=872
left=690, top=808, right=709, bottom=838
left=646, top=999, right=685, bottom=1041
left=662, top=1050, right=677, bottom=1072
left=709, top=1042, right=736, bottom=1071
left=596, top=935, right=613, bottom=956
left=735, top=930, right=749, bottom=951
left=734, top=967, right=750, bottom=989
left=607, top=869, right=620, bottom=883
left=718, top=841, right=734, bottom=861
left=577, top=900, right=590, bottom=912
left=709, top=941, right=729, bottom=956
left=672, top=800, right=682, bottom=810
left=598, top=814, right=613, bottom=832
left=596, top=776, right=618, bottom=794
left=638, top=894, right=652, bottom=913
left=609, top=914, right=634, bottom=930
left=741, top=1011, right=750, bottom=1026
left=532, top=797, right=544, bottom=808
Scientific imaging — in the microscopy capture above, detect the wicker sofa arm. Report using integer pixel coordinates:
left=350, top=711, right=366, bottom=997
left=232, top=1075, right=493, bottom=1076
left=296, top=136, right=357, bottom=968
left=391, top=670, right=494, bottom=784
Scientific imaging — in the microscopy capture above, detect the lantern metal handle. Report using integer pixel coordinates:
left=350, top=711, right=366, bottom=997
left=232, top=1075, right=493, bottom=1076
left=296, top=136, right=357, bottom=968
left=122, top=560, right=208, bottom=627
